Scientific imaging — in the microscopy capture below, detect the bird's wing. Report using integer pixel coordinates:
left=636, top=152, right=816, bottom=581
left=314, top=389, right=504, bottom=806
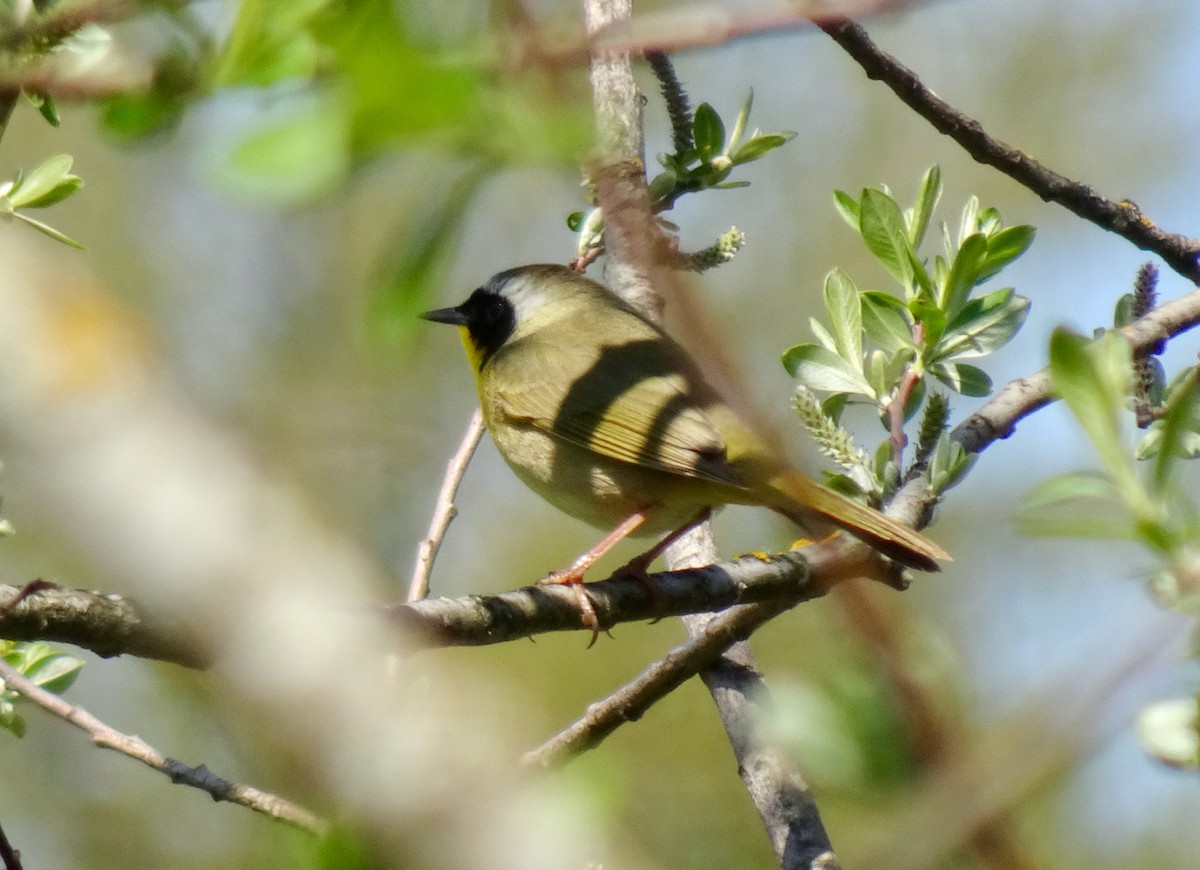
left=486, top=333, right=748, bottom=490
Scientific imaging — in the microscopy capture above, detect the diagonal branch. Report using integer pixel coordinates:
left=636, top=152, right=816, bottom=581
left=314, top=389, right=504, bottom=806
left=818, top=18, right=1200, bottom=282
left=0, top=658, right=324, bottom=834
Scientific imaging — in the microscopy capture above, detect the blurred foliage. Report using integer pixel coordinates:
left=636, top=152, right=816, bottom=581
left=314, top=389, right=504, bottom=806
left=2, top=0, right=593, bottom=345
left=783, top=166, right=1033, bottom=501
left=1019, top=325, right=1200, bottom=768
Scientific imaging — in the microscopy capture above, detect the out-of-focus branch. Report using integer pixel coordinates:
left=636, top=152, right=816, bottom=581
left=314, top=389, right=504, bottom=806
left=0, top=583, right=210, bottom=668
left=818, top=18, right=1200, bottom=282
left=582, top=1, right=845, bottom=865
left=0, top=657, right=324, bottom=833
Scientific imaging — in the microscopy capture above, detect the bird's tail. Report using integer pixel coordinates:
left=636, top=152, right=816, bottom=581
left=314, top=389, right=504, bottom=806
left=764, top=470, right=949, bottom=572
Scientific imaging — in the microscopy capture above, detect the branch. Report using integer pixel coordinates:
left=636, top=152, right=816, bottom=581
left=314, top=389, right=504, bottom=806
left=818, top=19, right=1200, bottom=282
left=521, top=596, right=791, bottom=767
left=949, top=284, right=1200, bottom=458
left=393, top=549, right=828, bottom=647
left=0, top=583, right=211, bottom=669
left=0, top=658, right=324, bottom=834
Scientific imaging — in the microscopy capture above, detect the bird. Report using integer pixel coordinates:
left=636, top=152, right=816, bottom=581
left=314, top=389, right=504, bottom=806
left=422, top=264, right=948, bottom=633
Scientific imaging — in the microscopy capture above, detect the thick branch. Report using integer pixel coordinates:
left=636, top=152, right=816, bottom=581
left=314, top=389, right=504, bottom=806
left=818, top=19, right=1200, bottom=282
left=0, top=583, right=211, bottom=668
left=392, top=550, right=821, bottom=647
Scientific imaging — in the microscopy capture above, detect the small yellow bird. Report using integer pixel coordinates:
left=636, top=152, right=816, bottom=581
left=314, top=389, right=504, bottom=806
left=423, top=265, right=947, bottom=625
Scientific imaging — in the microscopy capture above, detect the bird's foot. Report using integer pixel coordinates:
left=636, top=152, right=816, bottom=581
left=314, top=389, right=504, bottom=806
left=539, top=569, right=603, bottom=648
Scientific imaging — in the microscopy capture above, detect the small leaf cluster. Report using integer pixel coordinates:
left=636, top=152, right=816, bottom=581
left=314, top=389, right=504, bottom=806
left=0, top=640, right=84, bottom=738
left=569, top=90, right=795, bottom=269
left=783, top=167, right=1033, bottom=497
left=0, top=154, right=84, bottom=248
left=646, top=92, right=796, bottom=212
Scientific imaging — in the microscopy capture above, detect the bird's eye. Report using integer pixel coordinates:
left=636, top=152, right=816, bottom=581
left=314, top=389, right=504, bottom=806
left=483, top=298, right=506, bottom=323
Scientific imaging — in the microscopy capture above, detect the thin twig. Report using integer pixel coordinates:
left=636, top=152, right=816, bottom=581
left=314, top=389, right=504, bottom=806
left=521, top=598, right=793, bottom=768
left=818, top=18, right=1200, bottom=282
left=0, top=658, right=325, bottom=834
left=407, top=407, right=486, bottom=602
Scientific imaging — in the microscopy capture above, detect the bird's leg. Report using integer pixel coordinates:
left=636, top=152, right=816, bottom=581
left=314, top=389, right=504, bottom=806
left=540, top=508, right=652, bottom=644
left=615, top=508, right=712, bottom=623
left=618, top=508, right=712, bottom=581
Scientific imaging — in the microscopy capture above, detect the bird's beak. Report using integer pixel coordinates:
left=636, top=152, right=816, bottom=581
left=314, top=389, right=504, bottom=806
left=420, top=305, right=468, bottom=326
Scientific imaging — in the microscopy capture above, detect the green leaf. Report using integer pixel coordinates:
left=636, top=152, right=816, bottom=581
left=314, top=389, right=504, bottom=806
left=809, top=318, right=839, bottom=354
left=10, top=155, right=75, bottom=209
left=1017, top=471, right=1132, bottom=539
left=647, top=170, right=677, bottom=204
left=957, top=195, right=981, bottom=247
left=934, top=288, right=1030, bottom=361
left=692, top=103, right=725, bottom=162
left=726, top=90, right=752, bottom=153
left=1113, top=293, right=1135, bottom=328
left=369, top=166, right=490, bottom=348
left=832, top=189, right=860, bottom=231
left=732, top=132, right=796, bottom=165
left=821, top=392, right=849, bottom=423
left=310, top=0, right=483, bottom=156
left=782, top=344, right=875, bottom=395
left=977, top=224, right=1035, bottom=282
left=928, top=433, right=975, bottom=493
left=866, top=350, right=889, bottom=401
left=1049, top=329, right=1145, bottom=510
left=1150, top=368, right=1199, bottom=493
left=216, top=95, right=350, bottom=204
left=20, top=175, right=83, bottom=210
left=859, top=188, right=915, bottom=291
left=941, top=232, right=988, bottom=315
left=0, top=699, right=25, bottom=738
left=909, top=298, right=948, bottom=348
left=26, top=91, right=60, bottom=127
left=211, top=0, right=325, bottom=87
left=823, top=268, right=863, bottom=366
left=23, top=651, right=83, bottom=695
left=906, top=164, right=941, bottom=248
left=929, top=362, right=992, bottom=396
left=861, top=291, right=914, bottom=353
